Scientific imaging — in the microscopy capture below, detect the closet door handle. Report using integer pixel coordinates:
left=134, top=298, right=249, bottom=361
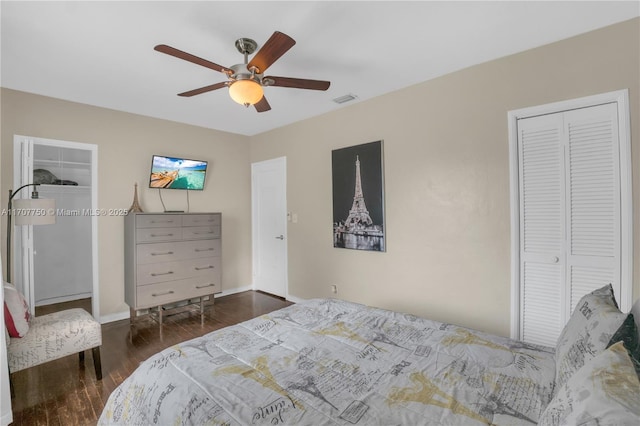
left=552, top=256, right=559, bottom=263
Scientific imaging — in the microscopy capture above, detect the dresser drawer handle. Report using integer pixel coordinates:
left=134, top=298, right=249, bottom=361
left=150, top=220, right=174, bottom=224
left=150, top=271, right=174, bottom=277
left=195, top=265, right=214, bottom=271
left=194, top=248, right=214, bottom=252
left=151, top=251, right=174, bottom=256
left=196, top=283, right=215, bottom=289
left=150, top=233, right=174, bottom=238
left=151, top=290, right=174, bottom=297
left=191, top=231, right=213, bottom=235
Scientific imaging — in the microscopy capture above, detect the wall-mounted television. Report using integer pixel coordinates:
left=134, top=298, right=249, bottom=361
left=149, top=155, right=208, bottom=190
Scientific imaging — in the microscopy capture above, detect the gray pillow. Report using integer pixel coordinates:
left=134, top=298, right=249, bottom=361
left=540, top=341, right=640, bottom=425
left=554, top=284, right=627, bottom=391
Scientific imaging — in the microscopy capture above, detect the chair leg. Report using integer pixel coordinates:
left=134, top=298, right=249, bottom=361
left=92, top=346, right=102, bottom=380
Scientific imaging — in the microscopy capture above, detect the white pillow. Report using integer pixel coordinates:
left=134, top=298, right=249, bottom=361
left=3, top=281, right=31, bottom=338
left=539, top=341, right=640, bottom=425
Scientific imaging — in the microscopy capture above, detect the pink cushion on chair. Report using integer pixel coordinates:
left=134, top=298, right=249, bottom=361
left=3, top=282, right=31, bottom=338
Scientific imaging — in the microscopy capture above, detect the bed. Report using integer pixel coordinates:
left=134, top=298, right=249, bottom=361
left=99, top=285, right=640, bottom=425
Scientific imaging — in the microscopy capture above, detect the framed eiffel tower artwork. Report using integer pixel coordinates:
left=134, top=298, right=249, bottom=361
left=332, top=140, right=385, bottom=251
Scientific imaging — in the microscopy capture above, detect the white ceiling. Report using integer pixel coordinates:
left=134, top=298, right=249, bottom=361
left=2, top=1, right=638, bottom=136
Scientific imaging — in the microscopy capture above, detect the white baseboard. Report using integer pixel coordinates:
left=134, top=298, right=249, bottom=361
left=1, top=411, right=13, bottom=426
left=286, top=294, right=306, bottom=304
left=217, top=285, right=253, bottom=297
left=35, top=292, right=92, bottom=307
left=99, top=310, right=130, bottom=324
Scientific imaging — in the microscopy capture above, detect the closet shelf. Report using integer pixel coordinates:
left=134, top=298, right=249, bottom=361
left=38, top=184, right=91, bottom=191
left=34, top=159, right=91, bottom=169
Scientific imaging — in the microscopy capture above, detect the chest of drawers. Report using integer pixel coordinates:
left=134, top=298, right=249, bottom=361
left=124, top=212, right=221, bottom=321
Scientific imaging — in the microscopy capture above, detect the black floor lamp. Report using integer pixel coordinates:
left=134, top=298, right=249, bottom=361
left=6, top=184, right=56, bottom=283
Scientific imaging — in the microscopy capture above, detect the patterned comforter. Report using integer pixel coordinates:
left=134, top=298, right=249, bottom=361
left=99, top=299, right=556, bottom=425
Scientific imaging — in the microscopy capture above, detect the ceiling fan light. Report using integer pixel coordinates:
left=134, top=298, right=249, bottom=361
left=229, top=80, right=264, bottom=107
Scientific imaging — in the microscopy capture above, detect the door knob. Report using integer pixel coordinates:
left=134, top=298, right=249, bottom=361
left=275, top=235, right=284, bottom=240
left=552, top=256, right=559, bottom=263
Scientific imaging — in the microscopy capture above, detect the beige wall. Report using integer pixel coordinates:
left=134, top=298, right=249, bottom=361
left=250, top=18, right=640, bottom=337
left=1, top=19, right=637, bottom=335
left=0, top=89, right=253, bottom=319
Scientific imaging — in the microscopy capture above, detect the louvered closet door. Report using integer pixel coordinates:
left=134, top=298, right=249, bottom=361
left=518, top=113, right=565, bottom=347
left=564, top=103, right=621, bottom=320
left=518, top=103, right=621, bottom=347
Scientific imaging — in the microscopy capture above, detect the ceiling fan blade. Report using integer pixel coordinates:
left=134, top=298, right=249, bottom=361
left=155, top=44, right=232, bottom=74
left=264, top=76, right=330, bottom=91
left=178, top=82, right=227, bottom=97
left=247, top=31, right=296, bottom=74
left=254, top=96, right=271, bottom=113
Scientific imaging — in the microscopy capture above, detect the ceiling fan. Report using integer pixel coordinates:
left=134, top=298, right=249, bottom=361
left=154, top=31, right=330, bottom=113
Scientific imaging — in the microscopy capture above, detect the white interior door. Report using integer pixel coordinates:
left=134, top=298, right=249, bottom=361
left=564, top=104, right=621, bottom=318
left=12, top=137, right=35, bottom=312
left=252, top=157, right=287, bottom=297
left=517, top=112, right=566, bottom=346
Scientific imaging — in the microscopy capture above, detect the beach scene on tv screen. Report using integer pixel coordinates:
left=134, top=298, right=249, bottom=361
left=150, top=156, right=207, bottom=190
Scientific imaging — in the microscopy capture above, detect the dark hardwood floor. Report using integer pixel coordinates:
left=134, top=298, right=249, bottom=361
left=9, top=291, right=293, bottom=425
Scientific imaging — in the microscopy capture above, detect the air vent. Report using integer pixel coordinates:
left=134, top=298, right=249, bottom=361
left=333, top=94, right=358, bottom=104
